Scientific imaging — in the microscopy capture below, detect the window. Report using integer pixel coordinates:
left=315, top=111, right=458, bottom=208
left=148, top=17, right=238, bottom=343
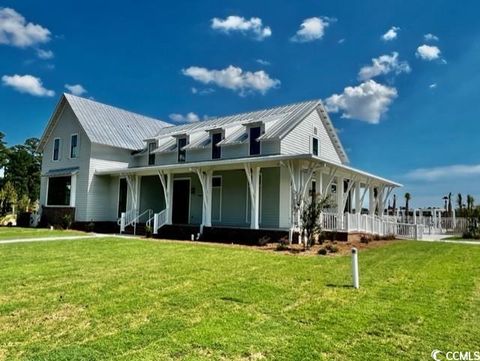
left=211, top=132, right=222, bottom=159
left=212, top=176, right=222, bottom=221
left=312, top=137, right=319, bottom=156
left=249, top=126, right=261, bottom=155
left=70, top=134, right=78, bottom=158
left=148, top=141, right=157, bottom=165
left=47, top=176, right=71, bottom=206
left=53, top=138, right=60, bottom=161
left=177, top=137, right=187, bottom=162
left=310, top=179, right=317, bottom=197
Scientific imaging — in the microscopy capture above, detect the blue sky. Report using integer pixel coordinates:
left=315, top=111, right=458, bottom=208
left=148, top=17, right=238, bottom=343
left=0, top=0, right=479, bottom=208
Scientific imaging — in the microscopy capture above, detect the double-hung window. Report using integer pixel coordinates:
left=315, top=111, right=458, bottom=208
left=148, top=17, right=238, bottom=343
left=177, top=137, right=187, bottom=163
left=211, top=132, right=222, bottom=159
left=70, top=134, right=78, bottom=158
left=148, top=141, right=157, bottom=165
left=312, top=137, right=319, bottom=156
left=249, top=126, right=261, bottom=155
left=53, top=138, right=61, bottom=161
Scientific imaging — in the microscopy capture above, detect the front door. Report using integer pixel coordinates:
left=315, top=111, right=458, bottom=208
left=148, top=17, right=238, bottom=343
left=117, top=178, right=128, bottom=218
left=172, top=179, right=190, bottom=224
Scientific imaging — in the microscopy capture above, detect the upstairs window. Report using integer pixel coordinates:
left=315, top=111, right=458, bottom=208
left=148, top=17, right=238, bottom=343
left=70, top=134, right=78, bottom=159
left=53, top=138, right=61, bottom=161
left=211, top=132, right=222, bottom=159
left=177, top=137, right=187, bottom=163
left=148, top=141, right=157, bottom=165
left=312, top=137, right=319, bottom=156
left=249, top=126, right=261, bottom=155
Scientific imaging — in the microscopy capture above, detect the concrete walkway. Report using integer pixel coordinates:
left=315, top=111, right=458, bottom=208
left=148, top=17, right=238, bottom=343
left=418, top=238, right=480, bottom=245
left=0, top=233, right=142, bottom=245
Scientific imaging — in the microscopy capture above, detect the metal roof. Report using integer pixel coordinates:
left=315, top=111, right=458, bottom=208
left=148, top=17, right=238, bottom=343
left=38, top=94, right=171, bottom=151
left=65, top=94, right=170, bottom=150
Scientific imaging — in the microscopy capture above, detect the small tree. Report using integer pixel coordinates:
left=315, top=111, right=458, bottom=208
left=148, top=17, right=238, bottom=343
left=300, top=194, right=330, bottom=250
left=0, top=181, right=18, bottom=215
left=404, top=192, right=411, bottom=223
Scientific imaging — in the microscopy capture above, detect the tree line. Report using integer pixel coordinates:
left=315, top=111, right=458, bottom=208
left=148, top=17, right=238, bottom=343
left=0, top=132, right=41, bottom=216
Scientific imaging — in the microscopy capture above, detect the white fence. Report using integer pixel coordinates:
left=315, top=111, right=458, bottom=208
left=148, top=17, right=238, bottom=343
left=321, top=212, right=423, bottom=240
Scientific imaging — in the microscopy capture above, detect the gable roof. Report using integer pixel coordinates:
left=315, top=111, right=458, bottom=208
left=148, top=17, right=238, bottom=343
left=38, top=94, right=170, bottom=151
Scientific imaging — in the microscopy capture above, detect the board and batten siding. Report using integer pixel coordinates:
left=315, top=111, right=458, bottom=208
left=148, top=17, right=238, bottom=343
left=280, top=109, right=342, bottom=164
left=40, top=103, right=92, bottom=221
left=86, top=143, right=131, bottom=221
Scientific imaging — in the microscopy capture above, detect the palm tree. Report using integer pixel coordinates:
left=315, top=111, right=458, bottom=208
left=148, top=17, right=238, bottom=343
left=467, top=195, right=475, bottom=213
left=448, top=192, right=452, bottom=217
left=392, top=194, right=397, bottom=215
left=457, top=193, right=463, bottom=216
left=404, top=192, right=411, bottom=223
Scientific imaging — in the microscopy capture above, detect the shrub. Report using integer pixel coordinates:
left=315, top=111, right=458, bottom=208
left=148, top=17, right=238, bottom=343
left=61, top=214, right=72, bottom=230
left=276, top=238, right=289, bottom=251
left=145, top=225, right=153, bottom=238
left=86, top=221, right=95, bottom=233
left=329, top=245, right=339, bottom=253
left=317, top=248, right=327, bottom=255
left=258, top=236, right=270, bottom=247
left=360, top=235, right=371, bottom=244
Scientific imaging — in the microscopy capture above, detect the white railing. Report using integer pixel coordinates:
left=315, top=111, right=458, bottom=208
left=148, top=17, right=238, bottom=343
left=153, top=209, right=168, bottom=234
left=118, top=209, right=153, bottom=234
left=320, top=212, right=424, bottom=239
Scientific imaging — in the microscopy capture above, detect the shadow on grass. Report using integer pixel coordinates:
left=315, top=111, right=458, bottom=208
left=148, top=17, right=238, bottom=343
left=325, top=283, right=354, bottom=289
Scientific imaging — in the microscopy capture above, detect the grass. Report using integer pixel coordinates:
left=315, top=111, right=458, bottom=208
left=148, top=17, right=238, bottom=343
left=0, top=227, right=86, bottom=240
left=0, top=238, right=479, bottom=360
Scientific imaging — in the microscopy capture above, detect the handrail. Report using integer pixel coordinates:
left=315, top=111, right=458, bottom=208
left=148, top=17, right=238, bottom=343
left=118, top=209, right=153, bottom=234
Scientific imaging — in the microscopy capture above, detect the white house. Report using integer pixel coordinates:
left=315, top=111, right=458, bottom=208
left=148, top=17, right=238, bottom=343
left=38, top=94, right=405, bottom=241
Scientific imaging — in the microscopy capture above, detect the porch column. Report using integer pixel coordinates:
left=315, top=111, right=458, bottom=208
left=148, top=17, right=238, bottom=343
left=355, top=182, right=361, bottom=214
left=157, top=171, right=173, bottom=225
left=245, top=164, right=261, bottom=229
left=195, top=168, right=213, bottom=228
left=377, top=186, right=385, bottom=218
left=369, top=186, right=376, bottom=215
left=337, top=176, right=345, bottom=229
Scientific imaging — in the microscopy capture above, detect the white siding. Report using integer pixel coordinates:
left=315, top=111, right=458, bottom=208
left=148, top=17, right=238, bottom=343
left=280, top=109, right=342, bottom=164
left=86, top=144, right=131, bottom=221
left=278, top=166, right=291, bottom=228
left=40, top=104, right=91, bottom=221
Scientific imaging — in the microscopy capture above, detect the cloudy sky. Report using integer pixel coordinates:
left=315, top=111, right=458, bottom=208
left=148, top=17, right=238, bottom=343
left=0, top=0, right=479, bottom=207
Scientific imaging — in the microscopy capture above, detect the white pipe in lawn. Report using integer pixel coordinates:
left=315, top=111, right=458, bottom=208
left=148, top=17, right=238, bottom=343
left=352, top=247, right=359, bottom=289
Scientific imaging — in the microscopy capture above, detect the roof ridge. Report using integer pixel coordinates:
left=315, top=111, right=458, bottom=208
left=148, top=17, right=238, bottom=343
left=63, top=93, right=167, bottom=125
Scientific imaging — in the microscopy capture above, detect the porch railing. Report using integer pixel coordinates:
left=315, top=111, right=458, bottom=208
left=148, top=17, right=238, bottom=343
left=321, top=212, right=424, bottom=240
left=153, top=209, right=167, bottom=234
left=118, top=209, right=153, bottom=234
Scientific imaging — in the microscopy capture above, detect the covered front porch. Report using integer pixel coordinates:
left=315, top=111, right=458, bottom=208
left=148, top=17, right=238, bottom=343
left=95, top=154, right=403, bottom=240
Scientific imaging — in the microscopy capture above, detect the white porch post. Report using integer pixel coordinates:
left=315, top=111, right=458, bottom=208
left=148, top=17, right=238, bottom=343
left=157, top=170, right=173, bottom=225
left=195, top=168, right=213, bottom=229
left=337, top=176, right=345, bottom=229
left=355, top=182, right=361, bottom=214
left=245, top=164, right=261, bottom=229
left=369, top=186, right=376, bottom=216
left=377, top=186, right=385, bottom=218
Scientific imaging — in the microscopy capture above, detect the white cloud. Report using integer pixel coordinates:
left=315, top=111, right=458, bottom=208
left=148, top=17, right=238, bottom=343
left=291, top=17, right=334, bottom=42
left=65, top=84, right=87, bottom=96
left=191, top=87, right=215, bottom=95
left=325, top=80, right=397, bottom=124
left=424, top=33, right=439, bottom=41
left=381, top=26, right=400, bottom=41
left=36, top=48, right=54, bottom=59
left=416, top=44, right=441, bottom=61
left=2, top=74, right=54, bottom=97
left=169, top=112, right=201, bottom=123
left=256, top=59, right=270, bottom=66
left=211, top=16, right=271, bottom=40
left=358, top=52, right=411, bottom=81
left=338, top=38, right=345, bottom=44
left=182, top=65, right=280, bottom=95
left=429, top=83, right=437, bottom=89
left=0, top=7, right=51, bottom=48
left=406, top=164, right=480, bottom=181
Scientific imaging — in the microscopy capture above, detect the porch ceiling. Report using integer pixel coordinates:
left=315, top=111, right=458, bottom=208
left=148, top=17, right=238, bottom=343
left=94, top=154, right=402, bottom=187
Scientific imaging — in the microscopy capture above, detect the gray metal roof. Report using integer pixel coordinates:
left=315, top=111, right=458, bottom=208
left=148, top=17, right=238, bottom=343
left=153, top=100, right=320, bottom=138
left=65, top=94, right=170, bottom=150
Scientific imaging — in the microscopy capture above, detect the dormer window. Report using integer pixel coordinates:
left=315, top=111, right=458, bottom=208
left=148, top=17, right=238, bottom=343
left=70, top=134, right=78, bottom=159
left=249, top=126, right=261, bottom=155
left=177, top=137, right=187, bottom=162
left=312, top=137, right=319, bottom=156
left=53, top=138, right=61, bottom=161
left=211, top=132, right=222, bottom=159
left=148, top=141, right=157, bottom=165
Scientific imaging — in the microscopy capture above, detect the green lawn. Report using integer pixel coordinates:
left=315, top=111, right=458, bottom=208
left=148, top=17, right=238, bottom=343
left=0, top=238, right=479, bottom=360
left=0, top=227, right=86, bottom=240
